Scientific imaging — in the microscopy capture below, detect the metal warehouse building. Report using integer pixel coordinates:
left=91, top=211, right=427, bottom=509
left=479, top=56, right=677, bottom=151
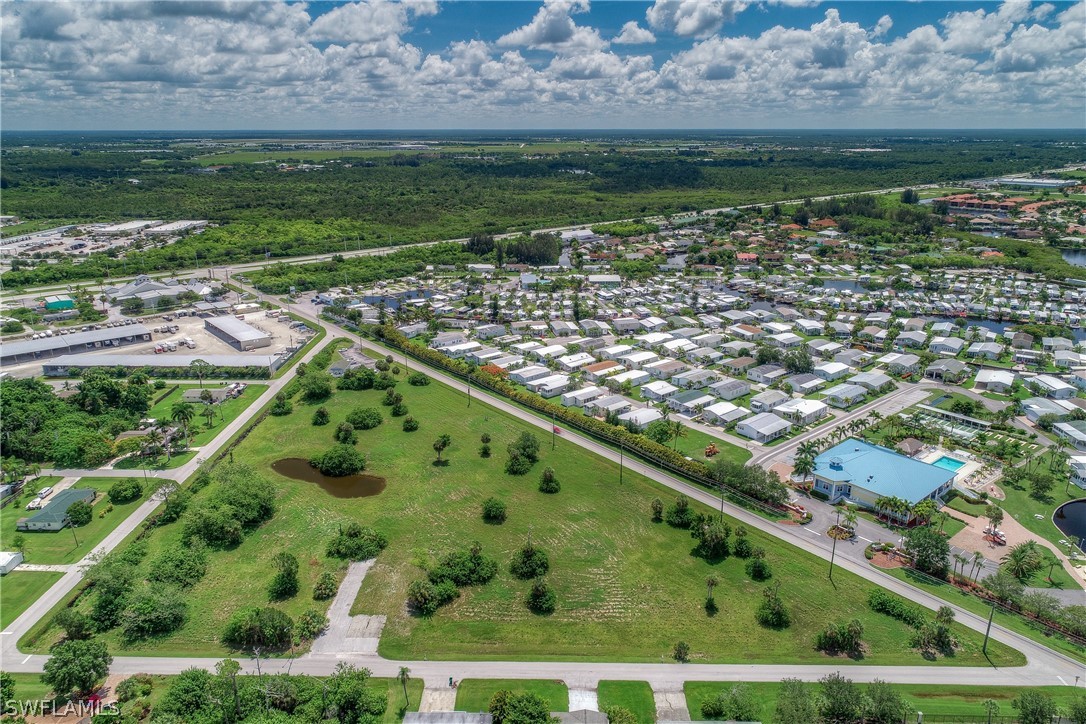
left=204, top=317, right=272, bottom=351
left=1, top=325, right=152, bottom=365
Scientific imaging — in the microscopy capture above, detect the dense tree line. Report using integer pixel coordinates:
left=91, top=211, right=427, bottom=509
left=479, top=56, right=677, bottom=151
left=4, top=136, right=1081, bottom=287
left=0, top=374, right=152, bottom=468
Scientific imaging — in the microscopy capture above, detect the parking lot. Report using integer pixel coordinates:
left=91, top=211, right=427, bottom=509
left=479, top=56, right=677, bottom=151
left=1, top=311, right=310, bottom=379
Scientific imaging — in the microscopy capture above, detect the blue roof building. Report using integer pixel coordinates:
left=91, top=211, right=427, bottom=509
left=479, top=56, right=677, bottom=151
left=811, top=439, right=956, bottom=510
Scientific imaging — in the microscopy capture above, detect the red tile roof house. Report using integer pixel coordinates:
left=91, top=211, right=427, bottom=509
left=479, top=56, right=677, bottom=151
left=736, top=252, right=759, bottom=263
left=809, top=218, right=838, bottom=229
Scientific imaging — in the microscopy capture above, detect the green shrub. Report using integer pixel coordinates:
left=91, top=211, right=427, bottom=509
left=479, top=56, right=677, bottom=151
left=221, top=607, right=293, bottom=649
left=482, top=497, right=506, bottom=523
left=391, top=402, right=409, bottom=417
left=270, top=393, right=293, bottom=416
left=268, top=552, right=299, bottom=600
left=867, top=589, right=927, bottom=628
left=408, top=372, right=431, bottom=386
left=310, top=445, right=366, bottom=476
left=479, top=443, right=491, bottom=457
left=538, top=467, right=560, bottom=493
left=334, top=422, right=358, bottom=444
left=148, top=543, right=208, bottom=588
left=296, top=609, right=329, bottom=640
left=665, top=495, right=695, bottom=528
left=407, top=579, right=459, bottom=616
left=428, top=543, right=497, bottom=587
left=346, top=407, right=383, bottom=430
left=313, top=571, right=339, bottom=601
left=115, top=675, right=153, bottom=703
left=312, top=407, right=331, bottom=426
left=745, top=552, right=772, bottom=581
left=510, top=543, right=549, bottom=579
left=66, top=500, right=93, bottom=527
left=526, top=579, right=556, bottom=614
left=326, top=523, right=388, bottom=561
left=121, top=583, right=188, bottom=642
left=108, top=479, right=143, bottom=504
left=402, top=416, right=419, bottom=432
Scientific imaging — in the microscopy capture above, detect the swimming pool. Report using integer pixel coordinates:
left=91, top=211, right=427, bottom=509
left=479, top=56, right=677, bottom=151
left=931, top=455, right=966, bottom=473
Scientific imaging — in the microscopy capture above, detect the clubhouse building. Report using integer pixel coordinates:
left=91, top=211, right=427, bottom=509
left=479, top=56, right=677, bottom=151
left=811, top=439, right=957, bottom=511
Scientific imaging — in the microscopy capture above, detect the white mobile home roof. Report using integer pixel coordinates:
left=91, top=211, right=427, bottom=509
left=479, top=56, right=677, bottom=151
left=43, top=352, right=277, bottom=374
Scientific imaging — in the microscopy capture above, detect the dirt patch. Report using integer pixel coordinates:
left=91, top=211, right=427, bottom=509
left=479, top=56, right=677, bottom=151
left=870, top=551, right=905, bottom=569
left=777, top=519, right=799, bottom=526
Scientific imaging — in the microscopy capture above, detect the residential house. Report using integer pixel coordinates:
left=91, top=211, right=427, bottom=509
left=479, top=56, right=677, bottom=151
left=474, top=323, right=507, bottom=340
left=643, top=358, right=689, bottom=380
left=701, top=400, right=751, bottom=425
left=668, top=390, right=717, bottom=416
left=585, top=394, right=632, bottom=417
left=747, top=364, right=787, bottom=385
left=1053, top=420, right=1086, bottom=450
left=767, top=332, right=804, bottom=349
left=887, top=354, right=921, bottom=375
left=749, top=389, right=790, bottom=413
left=966, top=342, right=1003, bottom=360
left=557, top=352, right=596, bottom=372
left=850, top=371, right=893, bottom=392
left=641, top=380, right=679, bottom=402
left=526, top=374, right=570, bottom=398
left=929, top=337, right=967, bottom=356
left=925, top=359, right=969, bottom=382
left=728, top=324, right=765, bottom=342
left=1031, top=374, right=1076, bottom=399
left=560, top=386, right=604, bottom=407
left=619, top=351, right=660, bottom=370
left=430, top=331, right=468, bottom=349
left=895, top=331, right=928, bottom=349
left=974, top=369, right=1016, bottom=393
left=608, top=369, right=651, bottom=390
left=722, top=356, right=756, bottom=374
left=776, top=398, right=829, bottom=426
left=795, top=319, right=825, bottom=336
left=835, top=349, right=871, bottom=368
left=617, top=408, right=664, bottom=431
left=813, top=361, right=850, bottom=381
left=583, top=360, right=625, bottom=383
left=823, top=383, right=867, bottom=409
left=1043, top=337, right=1074, bottom=353
left=708, top=377, right=751, bottom=401
left=785, top=374, right=825, bottom=395
left=736, top=412, right=791, bottom=443
left=510, top=365, right=551, bottom=384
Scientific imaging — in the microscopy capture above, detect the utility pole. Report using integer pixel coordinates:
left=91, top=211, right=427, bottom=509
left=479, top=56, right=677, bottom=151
left=66, top=516, right=79, bottom=547
left=551, top=410, right=556, bottom=450
left=719, top=483, right=725, bottom=522
left=982, top=604, right=995, bottom=654
left=467, top=379, right=471, bottom=407
left=829, top=510, right=841, bottom=582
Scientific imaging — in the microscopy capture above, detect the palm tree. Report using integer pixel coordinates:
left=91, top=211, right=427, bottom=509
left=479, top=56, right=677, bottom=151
left=792, top=455, right=814, bottom=487
left=669, top=421, right=688, bottom=451
left=705, top=574, right=719, bottom=603
left=202, top=403, right=216, bottom=429
left=868, top=410, right=883, bottom=430
left=1001, top=541, right=1042, bottom=580
left=143, top=428, right=164, bottom=462
left=953, top=553, right=968, bottom=579
left=157, top=422, right=174, bottom=461
left=171, top=401, right=195, bottom=446
left=797, top=440, right=819, bottom=459
left=843, top=506, right=858, bottom=532
left=397, top=667, right=411, bottom=708
left=970, top=550, right=986, bottom=581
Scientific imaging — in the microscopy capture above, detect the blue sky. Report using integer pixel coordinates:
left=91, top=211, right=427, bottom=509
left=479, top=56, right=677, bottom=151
left=1, top=1, right=1083, bottom=130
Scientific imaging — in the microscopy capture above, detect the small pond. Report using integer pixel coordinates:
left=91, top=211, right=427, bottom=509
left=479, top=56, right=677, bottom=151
left=1053, top=499, right=1086, bottom=553
left=272, top=458, right=386, bottom=498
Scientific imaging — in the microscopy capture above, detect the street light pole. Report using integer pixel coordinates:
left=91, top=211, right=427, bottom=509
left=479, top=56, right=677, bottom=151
left=982, top=604, right=995, bottom=654
left=829, top=510, right=841, bottom=581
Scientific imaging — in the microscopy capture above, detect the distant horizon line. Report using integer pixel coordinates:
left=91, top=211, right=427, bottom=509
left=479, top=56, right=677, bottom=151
left=3, top=127, right=1083, bottom=135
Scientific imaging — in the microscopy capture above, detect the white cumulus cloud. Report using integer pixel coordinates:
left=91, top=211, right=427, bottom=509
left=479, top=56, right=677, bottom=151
left=496, top=0, right=606, bottom=51
left=646, top=0, right=749, bottom=38
left=613, top=21, right=656, bottom=45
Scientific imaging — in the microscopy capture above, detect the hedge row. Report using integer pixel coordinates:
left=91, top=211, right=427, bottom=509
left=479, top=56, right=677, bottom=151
left=867, top=589, right=928, bottom=629
left=364, top=323, right=787, bottom=514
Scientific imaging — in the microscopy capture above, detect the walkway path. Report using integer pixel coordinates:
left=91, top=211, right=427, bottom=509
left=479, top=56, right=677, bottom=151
left=310, top=560, right=385, bottom=655
left=15, top=564, right=74, bottom=573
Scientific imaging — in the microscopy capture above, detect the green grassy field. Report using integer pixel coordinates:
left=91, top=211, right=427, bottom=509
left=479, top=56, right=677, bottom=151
left=4, top=672, right=57, bottom=703
left=0, top=571, right=63, bottom=628
left=1, top=477, right=153, bottom=565
left=999, top=460, right=1083, bottom=551
left=684, top=681, right=1081, bottom=722
left=597, top=681, right=655, bottom=723
left=20, top=371, right=1022, bottom=666
left=455, top=679, right=569, bottom=712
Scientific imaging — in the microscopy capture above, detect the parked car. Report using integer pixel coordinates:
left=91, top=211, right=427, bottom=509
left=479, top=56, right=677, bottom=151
left=36, top=486, right=54, bottom=498
left=26, top=497, right=43, bottom=510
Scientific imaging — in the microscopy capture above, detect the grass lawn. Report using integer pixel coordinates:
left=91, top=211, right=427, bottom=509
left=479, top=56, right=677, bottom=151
left=455, top=679, right=568, bottom=712
left=0, top=571, right=64, bottom=628
left=145, top=383, right=269, bottom=447
left=597, top=681, right=655, bottom=723
left=684, top=681, right=1080, bottom=722
left=370, top=677, right=425, bottom=722
left=112, top=449, right=199, bottom=471
left=883, top=566, right=1085, bottom=662
left=1, top=477, right=153, bottom=565
left=673, top=426, right=752, bottom=466
left=998, top=467, right=1082, bottom=552
left=20, top=371, right=1022, bottom=666
left=5, top=672, right=58, bottom=703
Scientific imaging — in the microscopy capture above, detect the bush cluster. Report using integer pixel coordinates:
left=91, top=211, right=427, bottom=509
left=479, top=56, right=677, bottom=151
left=310, top=444, right=366, bottom=476
left=326, top=523, right=388, bottom=561
left=108, top=479, right=143, bottom=504
left=221, top=606, right=293, bottom=649
left=509, top=543, right=549, bottom=579
left=346, top=407, right=383, bottom=430
left=867, top=589, right=928, bottom=628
